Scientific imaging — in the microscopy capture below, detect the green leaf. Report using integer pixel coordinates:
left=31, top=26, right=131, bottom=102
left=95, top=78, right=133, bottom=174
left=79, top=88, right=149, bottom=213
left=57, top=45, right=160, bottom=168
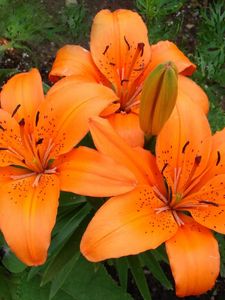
left=151, top=245, right=169, bottom=264
left=0, top=68, right=18, bottom=84
left=59, top=193, right=86, bottom=207
left=49, top=253, right=80, bottom=299
left=140, top=252, right=172, bottom=290
left=2, top=248, right=27, bottom=273
left=0, top=266, right=12, bottom=300
left=42, top=215, right=91, bottom=285
left=216, top=233, right=225, bottom=277
left=115, top=257, right=128, bottom=291
left=60, top=256, right=133, bottom=300
left=27, top=266, right=44, bottom=281
left=43, top=82, right=50, bottom=94
left=128, top=256, right=152, bottom=300
left=49, top=203, right=91, bottom=253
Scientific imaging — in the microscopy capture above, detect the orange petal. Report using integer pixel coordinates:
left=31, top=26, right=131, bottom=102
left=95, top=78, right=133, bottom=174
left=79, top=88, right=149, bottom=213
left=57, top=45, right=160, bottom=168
left=183, top=175, right=225, bottom=233
left=133, top=147, right=165, bottom=193
left=100, top=102, right=120, bottom=117
left=0, top=109, right=27, bottom=167
left=198, top=128, right=225, bottom=183
left=56, top=147, right=137, bottom=197
left=107, top=112, right=144, bottom=147
left=156, top=93, right=212, bottom=194
left=34, top=80, right=117, bottom=158
left=0, top=166, right=30, bottom=184
left=89, top=116, right=157, bottom=185
left=0, top=69, right=44, bottom=132
left=81, top=185, right=178, bottom=262
left=178, top=75, right=209, bottom=114
left=146, top=41, right=196, bottom=76
left=49, top=45, right=105, bottom=83
left=166, top=214, right=219, bottom=297
left=0, top=174, right=60, bottom=266
left=189, top=205, right=225, bottom=234
left=90, top=9, right=151, bottom=98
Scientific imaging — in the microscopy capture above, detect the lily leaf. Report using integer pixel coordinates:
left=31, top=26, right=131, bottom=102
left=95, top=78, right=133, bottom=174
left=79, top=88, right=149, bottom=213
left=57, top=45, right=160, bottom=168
left=59, top=256, right=133, bottom=300
left=115, top=257, right=129, bottom=291
left=128, top=256, right=152, bottom=300
left=140, top=252, right=172, bottom=290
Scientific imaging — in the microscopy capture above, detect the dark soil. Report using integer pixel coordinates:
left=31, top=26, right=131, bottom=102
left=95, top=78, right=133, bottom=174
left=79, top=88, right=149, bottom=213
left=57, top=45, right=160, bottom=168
left=0, top=0, right=202, bottom=84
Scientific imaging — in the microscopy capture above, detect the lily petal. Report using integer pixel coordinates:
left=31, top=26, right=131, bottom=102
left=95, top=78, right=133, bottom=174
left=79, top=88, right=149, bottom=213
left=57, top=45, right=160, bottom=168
left=89, top=117, right=156, bottom=185
left=0, top=109, right=27, bottom=167
left=49, top=45, right=104, bottom=83
left=90, top=9, right=151, bottom=98
left=0, top=69, right=44, bottom=132
left=81, top=185, right=178, bottom=262
left=197, top=128, right=225, bottom=183
left=35, top=80, right=117, bottom=158
left=156, top=93, right=212, bottom=194
left=178, top=75, right=209, bottom=114
left=107, top=112, right=144, bottom=147
left=56, top=147, right=137, bottom=197
left=147, top=41, right=196, bottom=76
left=0, top=174, right=60, bottom=266
left=183, top=175, right=225, bottom=233
left=0, top=166, right=30, bottom=184
left=166, top=214, right=219, bottom=297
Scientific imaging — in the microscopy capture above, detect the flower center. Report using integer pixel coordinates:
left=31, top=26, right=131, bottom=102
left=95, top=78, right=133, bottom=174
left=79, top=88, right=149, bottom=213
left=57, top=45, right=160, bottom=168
left=10, top=167, right=57, bottom=187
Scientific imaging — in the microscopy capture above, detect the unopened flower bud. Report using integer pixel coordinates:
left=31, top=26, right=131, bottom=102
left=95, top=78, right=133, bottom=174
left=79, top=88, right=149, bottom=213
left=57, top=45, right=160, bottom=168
left=139, top=61, right=178, bottom=136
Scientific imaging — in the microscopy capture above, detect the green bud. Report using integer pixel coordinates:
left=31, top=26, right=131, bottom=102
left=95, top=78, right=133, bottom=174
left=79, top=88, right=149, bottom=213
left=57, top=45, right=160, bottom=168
left=139, top=61, right=178, bottom=136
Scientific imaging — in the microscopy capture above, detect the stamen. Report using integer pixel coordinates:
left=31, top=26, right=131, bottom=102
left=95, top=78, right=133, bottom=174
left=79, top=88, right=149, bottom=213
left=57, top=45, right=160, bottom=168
left=175, top=202, right=208, bottom=209
left=8, top=147, right=24, bottom=160
left=19, top=118, right=25, bottom=126
left=172, top=210, right=184, bottom=226
left=32, top=173, right=42, bottom=187
left=121, top=79, right=129, bottom=85
left=125, top=99, right=140, bottom=111
left=42, top=139, right=54, bottom=167
left=199, top=200, right=219, bottom=207
left=155, top=206, right=170, bottom=214
left=10, top=172, right=36, bottom=180
left=36, top=138, right=44, bottom=146
left=195, top=155, right=202, bottom=165
left=44, top=167, right=57, bottom=174
left=174, top=167, right=182, bottom=193
left=138, top=43, right=145, bottom=56
left=152, top=186, right=168, bottom=204
left=168, top=186, right=173, bottom=203
left=124, top=87, right=141, bottom=110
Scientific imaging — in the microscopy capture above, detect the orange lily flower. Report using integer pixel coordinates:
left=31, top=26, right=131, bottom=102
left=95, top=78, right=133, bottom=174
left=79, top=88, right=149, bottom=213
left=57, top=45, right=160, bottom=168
left=0, top=69, right=137, bottom=266
left=80, top=95, right=225, bottom=296
left=49, top=9, right=209, bottom=147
